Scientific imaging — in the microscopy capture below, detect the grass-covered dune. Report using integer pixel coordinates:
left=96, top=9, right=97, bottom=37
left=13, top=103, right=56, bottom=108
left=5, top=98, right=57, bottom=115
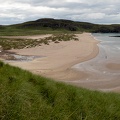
left=0, top=61, right=120, bottom=120
left=0, top=34, right=78, bottom=50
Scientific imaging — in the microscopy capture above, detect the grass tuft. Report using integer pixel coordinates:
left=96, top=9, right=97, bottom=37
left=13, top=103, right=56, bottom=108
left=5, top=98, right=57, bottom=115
left=0, top=62, right=4, bottom=67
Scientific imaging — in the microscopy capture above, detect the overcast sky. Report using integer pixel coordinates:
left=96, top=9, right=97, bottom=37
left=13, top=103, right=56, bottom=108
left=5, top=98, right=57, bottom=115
left=0, top=0, right=120, bottom=25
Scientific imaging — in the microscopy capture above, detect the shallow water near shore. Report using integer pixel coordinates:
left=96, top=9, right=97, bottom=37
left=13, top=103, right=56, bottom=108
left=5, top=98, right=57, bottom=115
left=7, top=54, right=41, bottom=62
left=1, top=52, right=42, bottom=62
left=71, top=33, right=120, bottom=92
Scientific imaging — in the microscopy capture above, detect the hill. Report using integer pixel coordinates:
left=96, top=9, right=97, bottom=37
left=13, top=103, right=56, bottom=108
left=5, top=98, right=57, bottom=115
left=0, top=61, right=120, bottom=120
left=10, top=18, right=120, bottom=33
left=8, top=18, right=98, bottom=32
left=13, top=18, right=98, bottom=32
left=0, top=18, right=120, bottom=36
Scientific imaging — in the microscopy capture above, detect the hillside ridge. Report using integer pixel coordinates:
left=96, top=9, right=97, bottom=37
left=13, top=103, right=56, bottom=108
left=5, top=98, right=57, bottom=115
left=1, top=18, right=120, bottom=33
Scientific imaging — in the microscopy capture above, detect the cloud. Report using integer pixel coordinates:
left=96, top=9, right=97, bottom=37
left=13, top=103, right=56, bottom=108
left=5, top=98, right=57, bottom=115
left=0, top=0, right=120, bottom=24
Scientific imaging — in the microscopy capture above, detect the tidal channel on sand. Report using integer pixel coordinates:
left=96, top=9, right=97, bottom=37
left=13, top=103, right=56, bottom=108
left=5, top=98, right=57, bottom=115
left=71, top=33, right=120, bottom=92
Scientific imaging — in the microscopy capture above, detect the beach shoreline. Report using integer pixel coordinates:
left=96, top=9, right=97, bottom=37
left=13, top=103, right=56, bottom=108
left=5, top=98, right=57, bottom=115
left=7, top=33, right=99, bottom=81
left=4, top=32, right=120, bottom=92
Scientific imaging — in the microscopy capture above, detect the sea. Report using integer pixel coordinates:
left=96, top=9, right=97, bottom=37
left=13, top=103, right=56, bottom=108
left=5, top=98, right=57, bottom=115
left=93, top=33, right=120, bottom=63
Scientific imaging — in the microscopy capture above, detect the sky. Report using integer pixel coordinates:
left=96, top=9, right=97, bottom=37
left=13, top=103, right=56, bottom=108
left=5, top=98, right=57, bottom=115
left=0, top=0, right=120, bottom=25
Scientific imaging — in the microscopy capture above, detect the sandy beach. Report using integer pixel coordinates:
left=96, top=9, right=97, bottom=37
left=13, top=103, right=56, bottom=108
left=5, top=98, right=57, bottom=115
left=0, top=34, right=52, bottom=39
left=3, top=33, right=120, bottom=93
left=7, top=33, right=99, bottom=80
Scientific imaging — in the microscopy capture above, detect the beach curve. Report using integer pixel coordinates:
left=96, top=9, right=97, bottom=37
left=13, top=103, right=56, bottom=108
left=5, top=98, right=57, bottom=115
left=7, top=33, right=99, bottom=81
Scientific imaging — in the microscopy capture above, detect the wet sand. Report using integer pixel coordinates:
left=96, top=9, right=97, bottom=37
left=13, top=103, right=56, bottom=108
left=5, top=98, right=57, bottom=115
left=70, top=34, right=120, bottom=93
left=106, top=63, right=120, bottom=70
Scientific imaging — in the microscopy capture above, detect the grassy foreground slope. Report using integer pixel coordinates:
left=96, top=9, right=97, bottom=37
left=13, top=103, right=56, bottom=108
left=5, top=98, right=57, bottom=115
left=0, top=61, right=120, bottom=120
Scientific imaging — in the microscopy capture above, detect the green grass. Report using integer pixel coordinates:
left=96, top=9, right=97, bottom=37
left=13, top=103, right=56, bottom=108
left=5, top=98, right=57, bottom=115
left=0, top=27, right=77, bottom=36
left=0, top=61, right=120, bottom=120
